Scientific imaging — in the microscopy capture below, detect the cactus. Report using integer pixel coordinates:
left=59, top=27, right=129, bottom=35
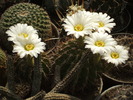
left=0, top=48, right=7, bottom=68
left=47, top=38, right=103, bottom=99
left=88, top=0, right=127, bottom=17
left=0, top=3, right=52, bottom=53
left=0, top=86, right=23, bottom=100
left=0, top=3, right=52, bottom=38
left=44, top=93, right=81, bottom=100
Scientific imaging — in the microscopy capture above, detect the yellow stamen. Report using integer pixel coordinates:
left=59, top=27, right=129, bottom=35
left=95, top=40, right=105, bottom=47
left=24, top=44, right=34, bottom=51
left=98, top=22, right=104, bottom=27
left=111, top=52, right=119, bottom=59
left=18, top=33, right=28, bottom=38
left=74, top=24, right=84, bottom=31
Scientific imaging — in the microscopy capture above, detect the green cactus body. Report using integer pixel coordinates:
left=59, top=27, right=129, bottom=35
left=0, top=3, right=52, bottom=38
left=50, top=38, right=102, bottom=99
left=89, top=0, right=127, bottom=17
left=0, top=3, right=52, bottom=53
left=0, top=48, right=6, bottom=68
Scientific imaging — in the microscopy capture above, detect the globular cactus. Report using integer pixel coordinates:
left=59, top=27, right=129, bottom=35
left=0, top=3, right=52, bottom=53
left=44, top=93, right=81, bottom=100
left=0, top=3, right=52, bottom=38
left=48, top=38, right=102, bottom=99
left=88, top=0, right=127, bottom=17
left=0, top=48, right=7, bottom=68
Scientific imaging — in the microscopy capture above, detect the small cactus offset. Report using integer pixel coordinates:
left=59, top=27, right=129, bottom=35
left=88, top=0, right=127, bottom=17
left=0, top=48, right=7, bottom=68
left=0, top=3, right=52, bottom=38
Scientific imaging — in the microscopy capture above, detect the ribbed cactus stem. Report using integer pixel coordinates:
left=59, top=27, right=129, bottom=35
left=26, top=90, right=46, bottom=100
left=31, top=54, right=42, bottom=96
left=6, top=55, right=15, bottom=92
left=53, top=65, right=61, bottom=86
left=76, top=36, right=85, bottom=48
left=50, top=50, right=90, bottom=93
left=44, top=93, right=81, bottom=100
left=52, top=54, right=73, bottom=87
left=0, top=86, right=23, bottom=100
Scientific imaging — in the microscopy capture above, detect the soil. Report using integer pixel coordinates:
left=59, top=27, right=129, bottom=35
left=98, top=85, right=133, bottom=100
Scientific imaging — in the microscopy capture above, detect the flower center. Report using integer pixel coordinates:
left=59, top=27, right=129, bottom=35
left=111, top=52, right=119, bottom=59
left=95, top=40, right=105, bottom=47
left=24, top=44, right=34, bottom=51
left=18, top=33, right=28, bottom=38
left=98, top=22, right=104, bottom=27
left=74, top=24, right=84, bottom=31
